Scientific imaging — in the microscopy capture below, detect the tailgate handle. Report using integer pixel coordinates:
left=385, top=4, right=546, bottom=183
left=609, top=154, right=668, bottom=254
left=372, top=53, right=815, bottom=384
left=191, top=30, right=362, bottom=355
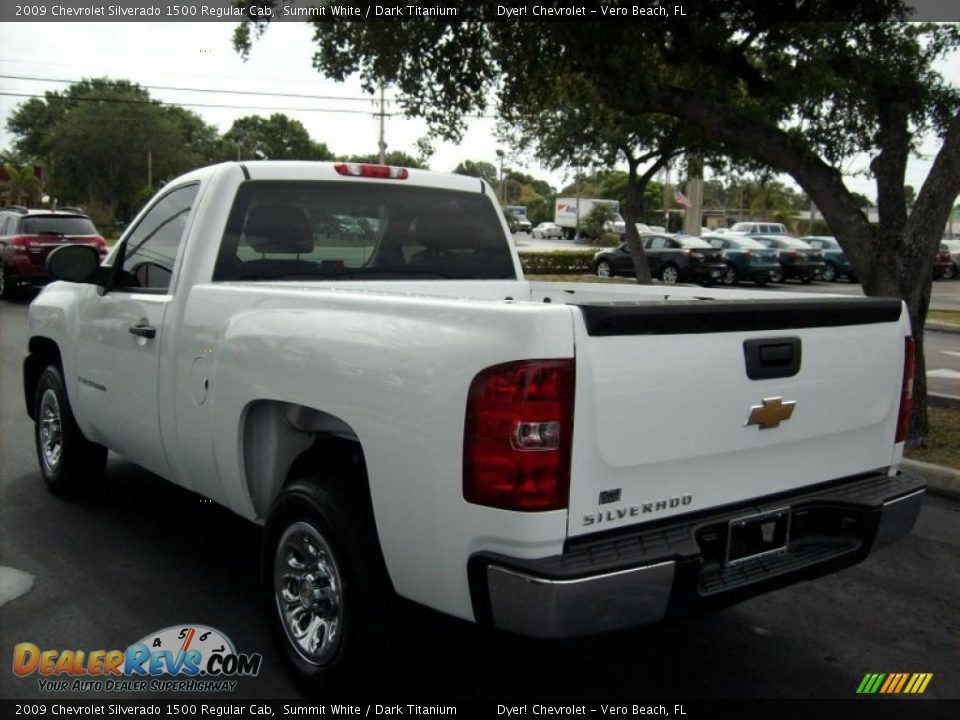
left=744, top=337, right=801, bottom=380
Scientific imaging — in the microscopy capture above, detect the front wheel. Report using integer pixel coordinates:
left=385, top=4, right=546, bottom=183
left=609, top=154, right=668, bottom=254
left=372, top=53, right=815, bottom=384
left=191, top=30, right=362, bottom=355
left=596, top=260, right=612, bottom=278
left=660, top=264, right=679, bottom=284
left=944, top=263, right=957, bottom=280
left=770, top=268, right=784, bottom=283
left=33, top=365, right=107, bottom=495
left=264, top=475, right=395, bottom=690
left=821, top=262, right=838, bottom=282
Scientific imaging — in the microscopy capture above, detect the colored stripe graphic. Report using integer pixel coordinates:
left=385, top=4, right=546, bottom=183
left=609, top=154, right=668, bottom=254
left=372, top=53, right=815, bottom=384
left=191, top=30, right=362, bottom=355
left=858, top=673, right=932, bottom=694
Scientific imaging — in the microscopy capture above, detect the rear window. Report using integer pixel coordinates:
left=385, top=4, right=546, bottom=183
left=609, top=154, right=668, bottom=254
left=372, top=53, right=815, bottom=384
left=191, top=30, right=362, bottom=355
left=677, top=236, right=712, bottom=249
left=727, top=236, right=767, bottom=249
left=214, top=181, right=516, bottom=282
left=21, top=216, right=97, bottom=235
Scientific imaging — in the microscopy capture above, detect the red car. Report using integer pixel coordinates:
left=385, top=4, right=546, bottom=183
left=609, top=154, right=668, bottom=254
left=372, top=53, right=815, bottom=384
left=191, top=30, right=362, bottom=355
left=934, top=243, right=956, bottom=280
left=0, top=207, right=107, bottom=298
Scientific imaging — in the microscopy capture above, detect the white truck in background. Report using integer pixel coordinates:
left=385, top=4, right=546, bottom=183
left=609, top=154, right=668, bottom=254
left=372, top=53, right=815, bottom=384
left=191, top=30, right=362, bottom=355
left=555, top=197, right=627, bottom=239
left=25, top=161, right=923, bottom=689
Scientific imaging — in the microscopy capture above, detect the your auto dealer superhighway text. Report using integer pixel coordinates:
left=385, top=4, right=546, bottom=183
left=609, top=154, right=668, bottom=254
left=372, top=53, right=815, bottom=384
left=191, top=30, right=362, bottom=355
left=497, top=5, right=683, bottom=16
left=499, top=706, right=682, bottom=716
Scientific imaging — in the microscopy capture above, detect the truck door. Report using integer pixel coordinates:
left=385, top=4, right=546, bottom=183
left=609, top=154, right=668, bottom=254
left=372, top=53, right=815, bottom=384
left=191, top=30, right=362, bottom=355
left=74, top=184, right=200, bottom=479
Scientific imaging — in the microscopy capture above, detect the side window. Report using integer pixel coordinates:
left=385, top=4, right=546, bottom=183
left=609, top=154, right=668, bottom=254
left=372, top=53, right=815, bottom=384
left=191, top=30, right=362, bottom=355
left=648, top=236, right=667, bottom=250
left=118, top=184, right=199, bottom=292
left=707, top=238, right=723, bottom=248
left=0, top=215, right=13, bottom=236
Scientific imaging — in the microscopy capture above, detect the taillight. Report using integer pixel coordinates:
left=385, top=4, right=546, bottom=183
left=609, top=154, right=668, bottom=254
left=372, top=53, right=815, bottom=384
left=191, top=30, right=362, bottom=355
left=92, top=235, right=107, bottom=257
left=334, top=162, right=409, bottom=179
left=11, top=235, right=34, bottom=254
left=895, top=337, right=915, bottom=444
left=464, top=359, right=575, bottom=511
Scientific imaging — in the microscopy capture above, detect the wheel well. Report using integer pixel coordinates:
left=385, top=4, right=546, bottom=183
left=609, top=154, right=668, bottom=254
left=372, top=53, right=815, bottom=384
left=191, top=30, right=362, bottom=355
left=241, top=400, right=367, bottom=520
left=24, top=337, right=62, bottom=420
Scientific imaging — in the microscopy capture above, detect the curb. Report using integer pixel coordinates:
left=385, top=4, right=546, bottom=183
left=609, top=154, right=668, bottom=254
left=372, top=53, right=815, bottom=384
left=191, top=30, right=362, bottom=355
left=929, top=393, right=960, bottom=410
left=901, top=458, right=960, bottom=501
left=926, top=321, right=960, bottom=335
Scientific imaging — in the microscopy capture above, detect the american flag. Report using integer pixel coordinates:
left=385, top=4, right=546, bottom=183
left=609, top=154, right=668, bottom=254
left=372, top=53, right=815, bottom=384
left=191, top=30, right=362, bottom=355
left=674, top=190, right=691, bottom=208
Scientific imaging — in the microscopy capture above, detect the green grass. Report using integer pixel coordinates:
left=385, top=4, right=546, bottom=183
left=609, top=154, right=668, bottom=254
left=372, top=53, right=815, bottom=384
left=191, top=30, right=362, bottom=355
left=927, top=310, right=960, bottom=325
left=906, top=406, right=960, bottom=469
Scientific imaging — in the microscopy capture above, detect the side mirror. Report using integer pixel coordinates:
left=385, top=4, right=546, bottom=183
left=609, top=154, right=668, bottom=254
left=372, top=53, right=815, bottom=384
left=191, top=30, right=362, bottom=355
left=46, top=245, right=110, bottom=285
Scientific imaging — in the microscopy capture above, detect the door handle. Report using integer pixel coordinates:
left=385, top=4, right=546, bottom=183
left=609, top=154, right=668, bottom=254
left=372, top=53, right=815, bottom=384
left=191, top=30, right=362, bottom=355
left=129, top=323, right=156, bottom=339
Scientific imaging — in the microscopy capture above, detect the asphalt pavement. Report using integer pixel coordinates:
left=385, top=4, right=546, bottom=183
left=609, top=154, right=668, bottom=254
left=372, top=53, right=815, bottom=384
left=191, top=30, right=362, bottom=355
left=0, top=294, right=958, bottom=705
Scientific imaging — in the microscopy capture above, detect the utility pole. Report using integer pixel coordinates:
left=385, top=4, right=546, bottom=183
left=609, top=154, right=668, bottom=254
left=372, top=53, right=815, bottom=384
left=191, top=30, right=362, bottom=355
left=147, top=149, right=153, bottom=188
left=683, top=155, right=704, bottom=236
left=376, top=85, right=388, bottom=164
left=663, top=162, right=671, bottom=229
left=496, top=149, right=506, bottom=205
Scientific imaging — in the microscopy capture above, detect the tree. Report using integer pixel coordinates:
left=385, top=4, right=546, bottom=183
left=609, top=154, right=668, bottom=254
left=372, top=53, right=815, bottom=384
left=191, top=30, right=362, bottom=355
left=6, top=78, right=222, bottom=220
left=224, top=113, right=333, bottom=161
left=235, top=8, right=959, bottom=444
left=453, top=159, right=497, bottom=186
left=1, top=164, right=42, bottom=205
left=345, top=150, right=427, bottom=169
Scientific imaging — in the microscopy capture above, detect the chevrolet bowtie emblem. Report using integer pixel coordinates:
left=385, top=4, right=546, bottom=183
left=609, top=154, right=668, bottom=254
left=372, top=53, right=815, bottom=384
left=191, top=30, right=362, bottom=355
left=745, top=397, right=796, bottom=429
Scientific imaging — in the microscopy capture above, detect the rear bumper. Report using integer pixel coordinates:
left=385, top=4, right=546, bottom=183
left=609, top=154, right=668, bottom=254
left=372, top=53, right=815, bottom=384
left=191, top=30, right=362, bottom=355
left=783, top=261, right=826, bottom=278
left=470, top=471, right=924, bottom=639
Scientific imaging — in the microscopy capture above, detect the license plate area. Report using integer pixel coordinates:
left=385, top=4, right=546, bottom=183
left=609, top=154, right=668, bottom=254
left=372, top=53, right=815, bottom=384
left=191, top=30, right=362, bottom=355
left=725, top=508, right=791, bottom=565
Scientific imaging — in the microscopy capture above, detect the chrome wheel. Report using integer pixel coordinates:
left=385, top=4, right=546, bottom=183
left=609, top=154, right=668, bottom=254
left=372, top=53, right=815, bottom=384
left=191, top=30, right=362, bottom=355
left=822, top=263, right=837, bottom=282
left=596, top=260, right=612, bottom=278
left=721, top=265, right=737, bottom=285
left=770, top=268, right=784, bottom=283
left=274, top=521, right=344, bottom=666
left=661, top=265, right=679, bottom=284
left=39, top=389, right=63, bottom=473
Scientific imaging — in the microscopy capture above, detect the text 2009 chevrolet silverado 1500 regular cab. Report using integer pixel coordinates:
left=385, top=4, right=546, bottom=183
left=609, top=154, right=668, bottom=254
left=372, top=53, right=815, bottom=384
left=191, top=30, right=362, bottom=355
left=24, top=161, right=924, bottom=687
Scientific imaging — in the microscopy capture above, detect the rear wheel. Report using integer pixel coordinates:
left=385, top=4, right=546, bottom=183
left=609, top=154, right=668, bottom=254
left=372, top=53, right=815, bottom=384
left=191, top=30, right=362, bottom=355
left=770, top=268, right=784, bottom=283
left=596, top=260, right=612, bottom=278
left=264, top=473, right=395, bottom=690
left=33, top=365, right=107, bottom=495
left=821, top=262, right=838, bottom=282
left=0, top=267, right=13, bottom=299
left=721, top=264, right=738, bottom=286
left=660, top=264, right=679, bottom=284
left=944, top=263, right=957, bottom=280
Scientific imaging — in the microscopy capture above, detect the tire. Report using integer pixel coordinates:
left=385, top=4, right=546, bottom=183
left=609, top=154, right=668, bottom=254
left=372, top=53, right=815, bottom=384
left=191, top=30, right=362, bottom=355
left=660, top=264, right=679, bottom=284
left=596, top=260, right=612, bottom=278
left=263, top=473, right=395, bottom=691
left=0, top=266, right=13, bottom=300
left=721, top=264, right=738, bottom=286
left=770, top=268, right=784, bottom=283
left=821, top=262, right=838, bottom=282
left=944, top=263, right=957, bottom=280
left=33, top=365, right=107, bottom=496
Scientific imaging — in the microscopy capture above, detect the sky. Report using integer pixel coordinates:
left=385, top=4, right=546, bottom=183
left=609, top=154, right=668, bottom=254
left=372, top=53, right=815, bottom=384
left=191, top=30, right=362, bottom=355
left=0, top=21, right=957, bottom=202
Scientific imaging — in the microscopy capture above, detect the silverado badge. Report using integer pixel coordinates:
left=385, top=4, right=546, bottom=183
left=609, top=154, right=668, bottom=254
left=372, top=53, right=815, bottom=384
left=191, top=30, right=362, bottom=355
left=745, top=397, right=796, bottom=430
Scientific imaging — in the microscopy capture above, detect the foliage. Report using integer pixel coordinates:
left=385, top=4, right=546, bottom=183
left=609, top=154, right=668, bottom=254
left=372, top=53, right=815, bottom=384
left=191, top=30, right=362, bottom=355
left=345, top=150, right=427, bottom=169
left=1, top=164, right=42, bottom=204
left=5, top=78, right=221, bottom=220
left=517, top=249, right=596, bottom=274
left=579, top=204, right=616, bottom=242
left=453, top=159, right=497, bottom=185
left=224, top=113, right=333, bottom=161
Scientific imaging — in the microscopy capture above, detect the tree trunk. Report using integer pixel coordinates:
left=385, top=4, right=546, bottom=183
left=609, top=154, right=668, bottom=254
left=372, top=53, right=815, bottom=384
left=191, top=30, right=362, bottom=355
left=622, top=156, right=653, bottom=284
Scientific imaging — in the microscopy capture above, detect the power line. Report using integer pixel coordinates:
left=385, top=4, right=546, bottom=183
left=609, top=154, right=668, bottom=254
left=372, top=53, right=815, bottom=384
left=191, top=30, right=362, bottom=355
left=0, top=72, right=394, bottom=104
left=0, top=91, right=393, bottom=116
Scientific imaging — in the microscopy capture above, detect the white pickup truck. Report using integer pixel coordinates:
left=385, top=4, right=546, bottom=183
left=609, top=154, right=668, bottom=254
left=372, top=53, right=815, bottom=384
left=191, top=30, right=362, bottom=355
left=24, top=161, right=924, bottom=687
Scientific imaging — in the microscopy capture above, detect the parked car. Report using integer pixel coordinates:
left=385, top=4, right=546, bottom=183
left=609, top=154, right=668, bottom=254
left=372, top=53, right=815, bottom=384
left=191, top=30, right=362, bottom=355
left=752, top=235, right=826, bottom=283
left=0, top=207, right=107, bottom=298
left=593, top=234, right=726, bottom=285
left=940, top=239, right=960, bottom=279
left=703, top=233, right=782, bottom=286
left=799, top=236, right=857, bottom=283
left=730, top=221, right=789, bottom=235
left=934, top=243, right=956, bottom=280
left=532, top=222, right=563, bottom=240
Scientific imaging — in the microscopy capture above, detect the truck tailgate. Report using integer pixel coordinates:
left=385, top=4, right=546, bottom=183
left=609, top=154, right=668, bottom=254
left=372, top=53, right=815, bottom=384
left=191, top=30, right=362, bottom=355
left=567, top=298, right=907, bottom=538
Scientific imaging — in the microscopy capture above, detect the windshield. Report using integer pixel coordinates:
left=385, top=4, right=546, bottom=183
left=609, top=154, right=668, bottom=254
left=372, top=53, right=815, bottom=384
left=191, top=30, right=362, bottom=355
left=214, top=181, right=516, bottom=282
left=22, top=216, right=97, bottom=235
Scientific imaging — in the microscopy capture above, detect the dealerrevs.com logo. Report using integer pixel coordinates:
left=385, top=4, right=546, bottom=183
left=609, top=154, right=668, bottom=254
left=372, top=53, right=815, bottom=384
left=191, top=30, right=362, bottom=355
left=12, top=625, right=262, bottom=693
